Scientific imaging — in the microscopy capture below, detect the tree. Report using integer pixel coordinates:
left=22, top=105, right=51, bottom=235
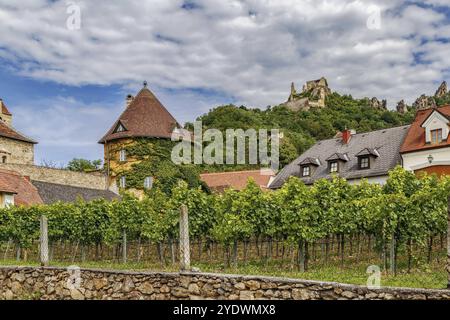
left=67, top=158, right=102, bottom=172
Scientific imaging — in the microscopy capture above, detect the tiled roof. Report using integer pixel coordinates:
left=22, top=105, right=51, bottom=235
left=0, top=120, right=37, bottom=144
left=0, top=100, right=12, bottom=116
left=400, top=105, right=450, bottom=154
left=269, top=125, right=410, bottom=188
left=99, top=86, right=180, bottom=143
left=200, top=169, right=275, bottom=192
left=0, top=169, right=43, bottom=206
left=32, top=181, right=120, bottom=204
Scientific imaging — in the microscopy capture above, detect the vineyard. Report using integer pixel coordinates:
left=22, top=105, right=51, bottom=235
left=0, top=167, right=448, bottom=276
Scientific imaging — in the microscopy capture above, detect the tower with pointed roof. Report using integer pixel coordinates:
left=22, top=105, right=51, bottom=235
left=0, top=98, right=37, bottom=165
left=99, top=82, right=181, bottom=193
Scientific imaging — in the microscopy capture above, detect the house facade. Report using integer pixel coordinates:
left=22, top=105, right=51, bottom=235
left=98, top=82, right=180, bottom=194
left=400, top=105, right=450, bottom=176
left=269, top=125, right=410, bottom=188
left=0, top=99, right=36, bottom=165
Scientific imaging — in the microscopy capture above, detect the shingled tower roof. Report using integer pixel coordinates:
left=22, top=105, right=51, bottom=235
left=99, top=83, right=180, bottom=143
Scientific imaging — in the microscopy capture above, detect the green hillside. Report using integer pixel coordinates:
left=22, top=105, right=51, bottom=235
left=192, top=92, right=417, bottom=171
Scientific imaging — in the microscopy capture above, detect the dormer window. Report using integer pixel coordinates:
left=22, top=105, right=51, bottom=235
left=301, top=165, right=310, bottom=177
left=329, top=161, right=338, bottom=173
left=113, top=121, right=127, bottom=133
left=431, top=128, right=443, bottom=144
left=299, top=157, right=320, bottom=177
left=358, top=156, right=370, bottom=169
left=420, top=109, right=449, bottom=144
left=326, top=153, right=348, bottom=173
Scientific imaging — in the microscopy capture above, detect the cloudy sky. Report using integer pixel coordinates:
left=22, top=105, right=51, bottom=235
left=0, top=0, right=450, bottom=164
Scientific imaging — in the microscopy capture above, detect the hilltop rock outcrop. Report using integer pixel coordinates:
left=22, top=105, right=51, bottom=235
left=369, top=97, right=387, bottom=110
left=434, top=81, right=447, bottom=98
left=283, top=77, right=331, bottom=111
left=396, top=100, right=408, bottom=114
left=413, top=94, right=436, bottom=110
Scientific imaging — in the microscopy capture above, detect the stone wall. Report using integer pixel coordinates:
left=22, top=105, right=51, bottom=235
left=0, top=163, right=108, bottom=190
left=0, top=266, right=449, bottom=300
left=0, top=137, right=34, bottom=165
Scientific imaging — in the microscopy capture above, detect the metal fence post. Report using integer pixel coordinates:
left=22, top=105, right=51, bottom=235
left=40, top=215, right=49, bottom=267
left=179, top=204, right=190, bottom=271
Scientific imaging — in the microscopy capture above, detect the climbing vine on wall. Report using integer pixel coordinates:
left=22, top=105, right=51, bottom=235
left=108, top=138, right=203, bottom=193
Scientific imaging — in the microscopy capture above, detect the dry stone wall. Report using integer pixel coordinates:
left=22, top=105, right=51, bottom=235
left=0, top=266, right=449, bottom=300
left=0, top=163, right=108, bottom=190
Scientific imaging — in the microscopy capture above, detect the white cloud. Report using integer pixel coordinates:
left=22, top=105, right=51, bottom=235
left=0, top=0, right=450, bottom=111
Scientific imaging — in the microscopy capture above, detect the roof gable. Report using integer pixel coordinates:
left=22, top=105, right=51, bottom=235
left=401, top=105, right=450, bottom=153
left=99, top=85, right=180, bottom=143
left=420, top=109, right=449, bottom=128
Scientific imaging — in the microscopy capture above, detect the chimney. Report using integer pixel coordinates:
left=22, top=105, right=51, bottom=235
left=126, top=95, right=134, bottom=108
left=342, top=129, right=353, bottom=144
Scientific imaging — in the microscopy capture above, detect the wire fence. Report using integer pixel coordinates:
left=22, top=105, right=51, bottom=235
left=1, top=234, right=447, bottom=272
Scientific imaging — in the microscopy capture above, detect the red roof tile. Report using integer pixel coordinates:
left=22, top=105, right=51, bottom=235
left=0, top=169, right=43, bottom=206
left=99, top=86, right=180, bottom=143
left=400, top=105, right=450, bottom=154
left=200, top=169, right=275, bottom=192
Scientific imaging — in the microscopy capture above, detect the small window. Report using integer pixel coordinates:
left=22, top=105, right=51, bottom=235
left=144, top=176, right=153, bottom=189
left=1, top=156, right=6, bottom=164
left=431, top=129, right=443, bottom=144
left=329, top=161, right=338, bottom=173
left=115, top=123, right=125, bottom=133
left=119, top=149, right=126, bottom=162
left=301, top=166, right=310, bottom=177
left=119, top=176, right=126, bottom=188
left=359, top=156, right=370, bottom=169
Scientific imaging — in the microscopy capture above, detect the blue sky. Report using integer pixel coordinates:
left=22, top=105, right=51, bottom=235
left=1, top=0, right=450, bottom=165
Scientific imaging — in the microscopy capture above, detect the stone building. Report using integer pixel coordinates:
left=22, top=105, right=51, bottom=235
left=0, top=99, right=36, bottom=165
left=98, top=82, right=180, bottom=194
left=283, top=77, right=331, bottom=111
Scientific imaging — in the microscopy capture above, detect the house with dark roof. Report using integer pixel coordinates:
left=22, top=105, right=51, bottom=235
left=401, top=105, right=450, bottom=176
left=269, top=126, right=410, bottom=188
left=99, top=82, right=181, bottom=194
left=32, top=181, right=120, bottom=204
left=0, top=99, right=37, bottom=165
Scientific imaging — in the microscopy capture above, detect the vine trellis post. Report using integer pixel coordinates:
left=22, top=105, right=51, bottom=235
left=179, top=204, right=191, bottom=271
left=40, top=215, right=49, bottom=267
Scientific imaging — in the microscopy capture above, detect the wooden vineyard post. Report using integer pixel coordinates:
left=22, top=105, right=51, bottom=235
left=179, top=204, right=191, bottom=271
left=40, top=215, right=49, bottom=267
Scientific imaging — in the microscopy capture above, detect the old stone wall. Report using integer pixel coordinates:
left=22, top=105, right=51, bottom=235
left=0, top=137, right=34, bottom=165
left=0, top=266, right=449, bottom=300
left=0, top=163, right=108, bottom=190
